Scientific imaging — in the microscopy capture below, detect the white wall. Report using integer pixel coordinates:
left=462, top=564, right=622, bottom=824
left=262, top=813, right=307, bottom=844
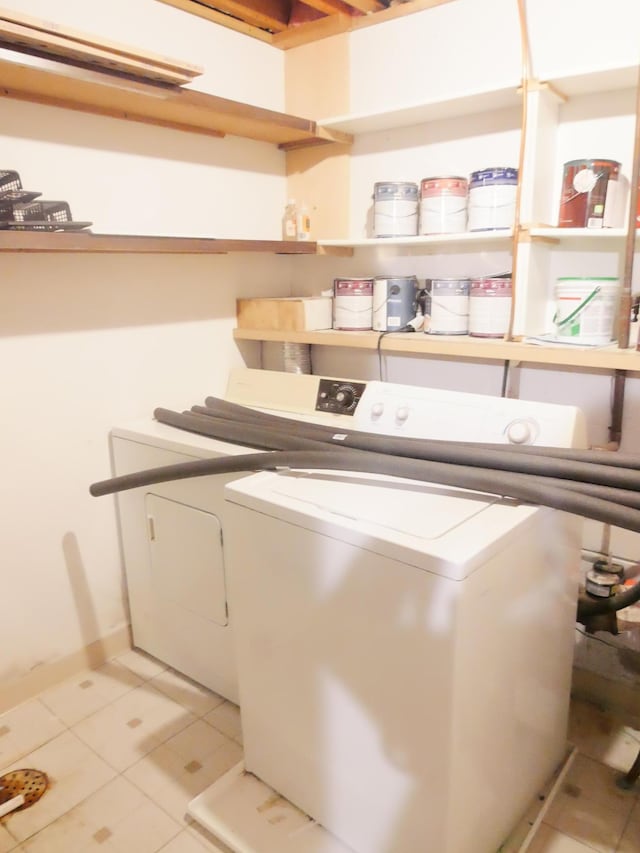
left=0, top=0, right=291, bottom=690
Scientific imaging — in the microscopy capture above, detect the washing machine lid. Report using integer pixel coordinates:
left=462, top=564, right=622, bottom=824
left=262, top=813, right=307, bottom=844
left=225, top=469, right=543, bottom=581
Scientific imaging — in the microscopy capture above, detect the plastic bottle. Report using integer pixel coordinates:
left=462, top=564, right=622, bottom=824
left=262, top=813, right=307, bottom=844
left=282, top=199, right=298, bottom=240
left=296, top=203, right=311, bottom=241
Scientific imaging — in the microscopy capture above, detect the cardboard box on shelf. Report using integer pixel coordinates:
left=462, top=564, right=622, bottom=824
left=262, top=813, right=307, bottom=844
left=236, top=296, right=332, bottom=331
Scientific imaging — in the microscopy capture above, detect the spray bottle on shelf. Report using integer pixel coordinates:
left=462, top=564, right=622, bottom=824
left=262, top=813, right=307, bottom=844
left=282, top=199, right=298, bottom=240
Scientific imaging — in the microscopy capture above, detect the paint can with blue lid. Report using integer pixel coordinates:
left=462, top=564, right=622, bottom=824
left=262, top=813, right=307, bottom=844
left=372, top=275, right=419, bottom=331
left=468, top=167, right=518, bottom=231
left=373, top=181, right=419, bottom=237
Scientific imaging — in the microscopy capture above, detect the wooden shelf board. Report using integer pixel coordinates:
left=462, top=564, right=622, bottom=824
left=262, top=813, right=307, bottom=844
left=317, top=231, right=514, bottom=251
left=0, top=54, right=343, bottom=147
left=233, top=327, right=640, bottom=371
left=548, top=65, right=640, bottom=98
left=529, top=227, right=628, bottom=242
left=0, top=231, right=319, bottom=254
left=318, top=84, right=521, bottom=135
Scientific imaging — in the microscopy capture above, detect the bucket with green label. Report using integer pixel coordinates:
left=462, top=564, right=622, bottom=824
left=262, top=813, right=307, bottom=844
left=553, top=277, right=620, bottom=344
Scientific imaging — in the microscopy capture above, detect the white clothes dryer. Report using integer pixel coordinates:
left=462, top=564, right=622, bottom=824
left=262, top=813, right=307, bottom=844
left=111, top=368, right=369, bottom=702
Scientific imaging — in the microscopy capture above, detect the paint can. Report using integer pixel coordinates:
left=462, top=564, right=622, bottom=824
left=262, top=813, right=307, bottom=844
left=333, top=277, right=374, bottom=330
left=558, top=159, right=622, bottom=228
left=468, top=277, right=512, bottom=338
left=419, top=176, right=468, bottom=235
left=553, top=277, right=620, bottom=344
left=467, top=167, right=518, bottom=231
left=372, top=275, right=419, bottom=331
left=373, top=182, right=419, bottom=237
left=425, top=278, right=471, bottom=335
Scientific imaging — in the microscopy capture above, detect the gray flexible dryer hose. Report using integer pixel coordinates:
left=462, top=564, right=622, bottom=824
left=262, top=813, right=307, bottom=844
left=163, top=408, right=640, bottom=510
left=202, top=395, right=640, bottom=469
left=180, top=406, right=640, bottom=491
left=90, top=443, right=640, bottom=533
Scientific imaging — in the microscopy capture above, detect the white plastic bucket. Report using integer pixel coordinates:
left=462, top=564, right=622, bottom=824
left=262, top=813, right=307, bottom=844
left=554, top=277, right=620, bottom=344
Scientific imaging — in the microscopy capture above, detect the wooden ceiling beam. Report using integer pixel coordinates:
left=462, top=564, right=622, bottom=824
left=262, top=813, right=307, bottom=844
left=191, top=0, right=291, bottom=32
left=339, top=0, right=384, bottom=12
left=297, top=0, right=358, bottom=18
left=156, top=0, right=274, bottom=43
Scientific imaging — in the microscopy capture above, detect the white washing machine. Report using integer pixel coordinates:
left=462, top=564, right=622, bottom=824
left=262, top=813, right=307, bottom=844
left=189, top=383, right=586, bottom=853
left=111, top=368, right=370, bottom=701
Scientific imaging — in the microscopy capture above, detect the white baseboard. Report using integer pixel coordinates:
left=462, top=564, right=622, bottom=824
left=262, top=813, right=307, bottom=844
left=0, top=624, right=132, bottom=713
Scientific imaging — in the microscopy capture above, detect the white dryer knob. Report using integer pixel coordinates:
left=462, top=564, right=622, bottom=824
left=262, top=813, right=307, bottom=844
left=371, top=402, right=385, bottom=418
left=396, top=406, right=410, bottom=423
left=506, top=420, right=533, bottom=444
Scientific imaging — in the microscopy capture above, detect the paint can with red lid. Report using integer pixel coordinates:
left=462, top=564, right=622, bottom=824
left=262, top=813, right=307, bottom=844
left=468, top=277, right=512, bottom=338
left=419, top=176, right=468, bottom=235
left=333, top=277, right=373, bottom=330
left=558, top=159, right=623, bottom=228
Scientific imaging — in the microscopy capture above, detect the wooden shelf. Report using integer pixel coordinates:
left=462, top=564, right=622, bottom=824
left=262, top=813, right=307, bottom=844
left=528, top=227, right=630, bottom=245
left=0, top=54, right=351, bottom=148
left=234, top=327, right=640, bottom=371
left=317, top=84, right=522, bottom=135
left=318, top=231, right=514, bottom=251
left=0, top=231, right=319, bottom=254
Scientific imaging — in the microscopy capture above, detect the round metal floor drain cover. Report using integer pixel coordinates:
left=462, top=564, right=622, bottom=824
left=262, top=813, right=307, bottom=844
left=0, top=769, right=48, bottom=812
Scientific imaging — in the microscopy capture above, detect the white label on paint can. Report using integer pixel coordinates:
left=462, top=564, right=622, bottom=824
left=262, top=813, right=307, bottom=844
left=374, top=199, right=418, bottom=237
left=425, top=279, right=469, bottom=335
left=468, top=184, right=516, bottom=231
left=469, top=293, right=512, bottom=337
left=333, top=279, right=373, bottom=330
left=420, top=196, right=467, bottom=235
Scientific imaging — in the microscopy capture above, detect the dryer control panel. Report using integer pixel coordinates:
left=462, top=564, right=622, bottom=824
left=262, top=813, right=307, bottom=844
left=315, top=379, right=366, bottom=415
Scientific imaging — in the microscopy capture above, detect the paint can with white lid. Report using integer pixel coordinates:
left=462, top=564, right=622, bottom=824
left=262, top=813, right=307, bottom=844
left=333, top=277, right=373, bottom=330
left=425, top=278, right=471, bottom=335
left=468, top=277, right=513, bottom=338
left=419, top=176, right=468, bottom=235
left=373, top=182, right=419, bottom=237
left=372, top=275, right=418, bottom=331
left=467, top=167, right=518, bottom=231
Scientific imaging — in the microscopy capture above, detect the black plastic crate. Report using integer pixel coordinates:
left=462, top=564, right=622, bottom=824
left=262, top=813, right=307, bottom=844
left=3, top=200, right=73, bottom=231
left=0, top=170, right=22, bottom=195
left=0, top=190, right=41, bottom=205
left=20, top=200, right=72, bottom=224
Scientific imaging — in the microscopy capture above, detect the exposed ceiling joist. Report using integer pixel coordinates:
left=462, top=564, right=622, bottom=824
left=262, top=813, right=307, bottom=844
left=157, top=0, right=456, bottom=48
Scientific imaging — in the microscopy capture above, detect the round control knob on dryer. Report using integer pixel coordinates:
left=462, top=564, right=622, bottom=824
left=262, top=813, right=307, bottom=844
left=395, top=406, right=410, bottom=423
left=371, top=402, right=385, bottom=418
left=506, top=420, right=533, bottom=444
left=335, top=388, right=354, bottom=407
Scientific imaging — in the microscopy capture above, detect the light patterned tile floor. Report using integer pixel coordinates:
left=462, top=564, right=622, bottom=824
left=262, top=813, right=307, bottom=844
left=1, top=650, right=640, bottom=852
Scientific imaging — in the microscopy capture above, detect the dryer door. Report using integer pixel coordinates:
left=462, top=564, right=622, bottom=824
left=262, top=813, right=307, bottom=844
left=145, top=493, right=228, bottom=627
